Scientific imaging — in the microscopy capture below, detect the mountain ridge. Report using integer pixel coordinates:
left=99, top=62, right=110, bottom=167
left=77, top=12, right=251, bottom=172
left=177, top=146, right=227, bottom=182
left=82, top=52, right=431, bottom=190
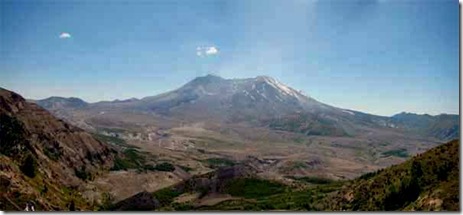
left=30, top=75, right=459, bottom=141
left=31, top=75, right=457, bottom=117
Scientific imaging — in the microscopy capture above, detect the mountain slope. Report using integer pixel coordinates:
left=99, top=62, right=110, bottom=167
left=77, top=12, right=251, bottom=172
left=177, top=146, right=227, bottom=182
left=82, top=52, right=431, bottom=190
left=318, top=139, right=459, bottom=211
left=0, top=88, right=116, bottom=211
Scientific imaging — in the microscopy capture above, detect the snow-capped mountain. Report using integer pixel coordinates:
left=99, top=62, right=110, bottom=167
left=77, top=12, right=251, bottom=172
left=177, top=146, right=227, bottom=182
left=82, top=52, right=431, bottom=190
left=130, top=75, right=337, bottom=122
left=33, top=75, right=459, bottom=140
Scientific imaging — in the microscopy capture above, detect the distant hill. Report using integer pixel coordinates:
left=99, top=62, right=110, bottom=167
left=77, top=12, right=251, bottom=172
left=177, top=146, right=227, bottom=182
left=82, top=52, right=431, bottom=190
left=318, top=139, right=459, bottom=211
left=390, top=112, right=459, bottom=141
left=0, top=88, right=116, bottom=211
left=32, top=96, right=88, bottom=110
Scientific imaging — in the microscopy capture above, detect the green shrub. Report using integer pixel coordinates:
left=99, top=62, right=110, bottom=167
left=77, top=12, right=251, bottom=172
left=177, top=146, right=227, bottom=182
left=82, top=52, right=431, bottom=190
left=74, top=166, right=91, bottom=181
left=142, top=164, right=156, bottom=171
left=0, top=114, right=27, bottom=156
left=20, top=154, right=37, bottom=178
left=154, top=162, right=175, bottom=172
left=43, top=147, right=60, bottom=161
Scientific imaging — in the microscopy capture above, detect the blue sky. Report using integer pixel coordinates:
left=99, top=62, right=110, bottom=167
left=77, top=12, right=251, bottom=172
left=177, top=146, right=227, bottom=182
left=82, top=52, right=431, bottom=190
left=0, top=0, right=459, bottom=116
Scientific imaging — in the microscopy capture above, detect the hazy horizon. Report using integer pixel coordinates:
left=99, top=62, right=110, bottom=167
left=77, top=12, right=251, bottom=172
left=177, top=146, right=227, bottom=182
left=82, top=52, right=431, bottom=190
left=1, top=0, right=459, bottom=116
left=17, top=73, right=457, bottom=118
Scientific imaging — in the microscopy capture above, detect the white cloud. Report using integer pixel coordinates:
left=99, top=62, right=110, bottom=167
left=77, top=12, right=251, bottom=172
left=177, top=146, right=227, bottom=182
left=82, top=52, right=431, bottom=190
left=205, top=46, right=218, bottom=55
left=59, top=32, right=71, bottom=39
left=196, top=46, right=219, bottom=57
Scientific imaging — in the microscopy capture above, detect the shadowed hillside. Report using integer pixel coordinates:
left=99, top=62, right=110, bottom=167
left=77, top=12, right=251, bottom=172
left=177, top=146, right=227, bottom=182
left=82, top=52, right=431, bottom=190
left=0, top=88, right=116, bottom=211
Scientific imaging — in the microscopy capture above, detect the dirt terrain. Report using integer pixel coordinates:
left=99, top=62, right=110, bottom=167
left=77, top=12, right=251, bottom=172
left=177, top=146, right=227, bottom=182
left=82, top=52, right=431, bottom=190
left=67, top=111, right=443, bottom=207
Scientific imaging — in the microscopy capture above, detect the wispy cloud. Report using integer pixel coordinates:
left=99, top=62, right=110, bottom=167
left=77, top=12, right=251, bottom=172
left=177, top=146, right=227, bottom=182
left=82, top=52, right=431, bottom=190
left=59, top=32, right=72, bottom=39
left=196, top=47, right=203, bottom=56
left=196, top=46, right=219, bottom=57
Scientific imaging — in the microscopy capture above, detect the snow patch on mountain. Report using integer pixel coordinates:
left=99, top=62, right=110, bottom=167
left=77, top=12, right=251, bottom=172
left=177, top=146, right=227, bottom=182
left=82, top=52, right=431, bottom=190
left=242, top=90, right=256, bottom=101
left=260, top=76, right=302, bottom=100
left=197, top=85, right=216, bottom=96
left=257, top=89, right=268, bottom=100
left=342, top=110, right=355, bottom=115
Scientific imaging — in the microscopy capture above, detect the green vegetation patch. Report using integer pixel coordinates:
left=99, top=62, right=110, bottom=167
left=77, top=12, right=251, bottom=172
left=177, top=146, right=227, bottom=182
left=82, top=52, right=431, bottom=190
left=287, top=176, right=336, bottom=185
left=150, top=175, right=346, bottom=211
left=111, top=148, right=176, bottom=173
left=154, top=162, right=176, bottom=172
left=111, top=148, right=146, bottom=171
left=123, top=148, right=145, bottom=162
left=382, top=148, right=409, bottom=158
left=43, top=147, right=61, bottom=161
left=199, top=180, right=345, bottom=211
left=224, top=178, right=286, bottom=199
left=112, top=157, right=137, bottom=171
left=204, top=157, right=236, bottom=168
left=153, top=187, right=183, bottom=207
left=178, top=165, right=193, bottom=172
